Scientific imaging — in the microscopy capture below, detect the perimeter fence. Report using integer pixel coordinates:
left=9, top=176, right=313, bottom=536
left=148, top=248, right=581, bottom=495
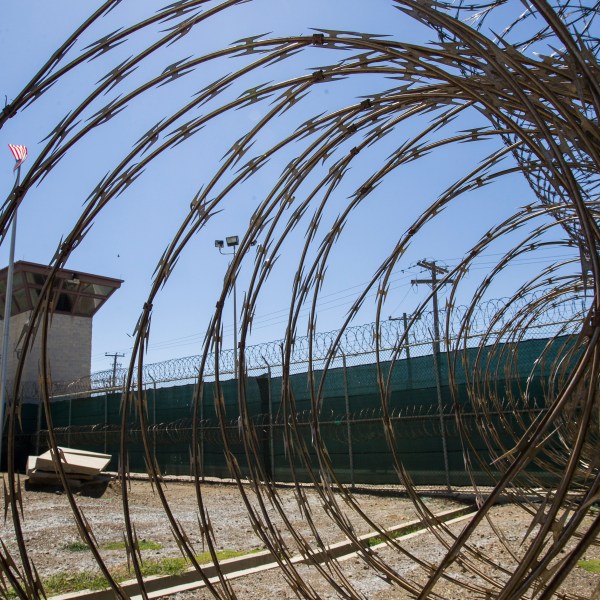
left=15, top=295, right=585, bottom=487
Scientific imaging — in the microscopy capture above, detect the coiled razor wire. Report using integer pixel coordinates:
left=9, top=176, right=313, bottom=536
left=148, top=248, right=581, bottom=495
left=39, top=395, right=546, bottom=447
left=16, top=293, right=581, bottom=398
left=71, top=294, right=578, bottom=392
left=1, top=1, right=600, bottom=598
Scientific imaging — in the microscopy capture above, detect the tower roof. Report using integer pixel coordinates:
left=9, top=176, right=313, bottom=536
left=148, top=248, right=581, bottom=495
left=0, top=261, right=122, bottom=319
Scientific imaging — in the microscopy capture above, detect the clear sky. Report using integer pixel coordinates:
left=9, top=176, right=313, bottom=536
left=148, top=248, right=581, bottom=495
left=0, top=1, right=578, bottom=376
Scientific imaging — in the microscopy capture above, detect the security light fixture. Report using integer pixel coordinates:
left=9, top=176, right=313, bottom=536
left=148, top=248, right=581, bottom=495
left=214, top=240, right=224, bottom=248
left=226, top=235, right=239, bottom=247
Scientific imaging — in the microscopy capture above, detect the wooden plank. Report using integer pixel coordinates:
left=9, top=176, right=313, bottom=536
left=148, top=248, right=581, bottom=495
left=35, top=447, right=111, bottom=477
left=26, top=469, right=84, bottom=488
left=56, top=447, right=111, bottom=460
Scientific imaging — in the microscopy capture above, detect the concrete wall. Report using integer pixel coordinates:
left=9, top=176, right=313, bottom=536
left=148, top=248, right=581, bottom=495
left=0, top=311, right=92, bottom=400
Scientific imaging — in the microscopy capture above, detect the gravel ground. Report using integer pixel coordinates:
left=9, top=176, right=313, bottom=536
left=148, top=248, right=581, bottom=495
left=167, top=504, right=600, bottom=600
left=1, top=478, right=598, bottom=598
left=1, top=478, right=460, bottom=578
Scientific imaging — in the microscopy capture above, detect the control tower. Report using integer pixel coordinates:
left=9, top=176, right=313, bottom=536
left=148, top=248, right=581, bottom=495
left=0, top=261, right=122, bottom=399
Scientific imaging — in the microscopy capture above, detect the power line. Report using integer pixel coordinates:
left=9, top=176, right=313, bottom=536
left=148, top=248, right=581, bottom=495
left=144, top=270, right=417, bottom=351
left=102, top=250, right=577, bottom=358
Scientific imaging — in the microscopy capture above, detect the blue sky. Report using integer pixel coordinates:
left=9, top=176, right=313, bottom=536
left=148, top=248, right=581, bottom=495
left=0, top=1, right=578, bottom=375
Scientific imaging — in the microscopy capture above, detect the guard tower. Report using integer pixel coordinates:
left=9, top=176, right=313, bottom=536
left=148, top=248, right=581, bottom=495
left=0, top=261, right=122, bottom=399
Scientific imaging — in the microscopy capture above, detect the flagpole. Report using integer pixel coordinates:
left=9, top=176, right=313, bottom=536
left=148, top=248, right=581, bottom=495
left=0, top=165, right=20, bottom=472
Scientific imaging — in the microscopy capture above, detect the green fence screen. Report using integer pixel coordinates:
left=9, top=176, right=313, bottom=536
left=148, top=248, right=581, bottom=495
left=13, top=335, right=576, bottom=487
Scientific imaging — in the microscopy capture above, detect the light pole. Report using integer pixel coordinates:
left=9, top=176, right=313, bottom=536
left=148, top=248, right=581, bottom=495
left=215, top=236, right=239, bottom=376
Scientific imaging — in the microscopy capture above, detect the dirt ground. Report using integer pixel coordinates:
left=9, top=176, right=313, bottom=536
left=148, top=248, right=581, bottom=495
left=1, top=477, right=599, bottom=599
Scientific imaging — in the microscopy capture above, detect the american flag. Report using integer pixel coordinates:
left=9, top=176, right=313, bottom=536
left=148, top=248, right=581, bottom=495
left=8, top=144, right=28, bottom=171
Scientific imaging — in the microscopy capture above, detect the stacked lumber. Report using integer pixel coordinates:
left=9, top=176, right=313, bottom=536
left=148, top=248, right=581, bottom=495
left=26, top=447, right=112, bottom=488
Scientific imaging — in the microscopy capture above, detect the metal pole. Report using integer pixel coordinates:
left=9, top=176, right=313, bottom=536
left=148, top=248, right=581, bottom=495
left=106, top=352, right=124, bottom=388
left=215, top=238, right=241, bottom=376
left=68, top=396, right=72, bottom=448
left=402, top=312, right=413, bottom=389
left=265, top=362, right=274, bottom=480
left=412, top=261, right=452, bottom=491
left=153, top=380, right=157, bottom=454
left=402, top=312, right=412, bottom=361
left=104, top=391, right=108, bottom=454
left=431, top=266, right=440, bottom=356
left=199, top=380, right=205, bottom=481
left=432, top=336, right=451, bottom=490
left=342, top=354, right=355, bottom=489
left=0, top=165, right=20, bottom=470
left=35, top=398, right=42, bottom=456
left=232, top=245, right=238, bottom=377
left=146, top=375, right=158, bottom=462
left=430, top=266, right=451, bottom=491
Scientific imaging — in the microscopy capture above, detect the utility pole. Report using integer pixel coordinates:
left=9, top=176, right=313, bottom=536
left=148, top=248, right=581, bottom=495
left=412, top=260, right=454, bottom=490
left=105, top=352, right=124, bottom=388
left=412, top=260, right=453, bottom=356
left=388, top=312, right=418, bottom=387
left=387, top=313, right=414, bottom=358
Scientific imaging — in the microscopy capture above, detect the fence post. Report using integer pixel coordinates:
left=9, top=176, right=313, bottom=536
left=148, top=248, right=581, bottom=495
left=104, top=391, right=108, bottom=455
left=342, top=353, right=355, bottom=489
left=432, top=341, right=451, bottom=490
left=35, top=395, right=42, bottom=456
left=199, top=380, right=205, bottom=482
left=267, top=364, right=274, bottom=481
left=402, top=312, right=414, bottom=389
left=259, top=357, right=274, bottom=481
left=67, top=396, right=72, bottom=448
left=148, top=376, right=157, bottom=458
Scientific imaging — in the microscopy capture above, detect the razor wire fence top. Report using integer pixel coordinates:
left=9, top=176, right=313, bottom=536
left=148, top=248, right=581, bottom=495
left=2, top=1, right=600, bottom=598
left=74, top=292, right=584, bottom=391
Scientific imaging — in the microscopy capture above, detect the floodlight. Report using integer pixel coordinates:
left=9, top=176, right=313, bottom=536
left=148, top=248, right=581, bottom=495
left=226, top=235, right=239, bottom=247
left=214, top=240, right=224, bottom=248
